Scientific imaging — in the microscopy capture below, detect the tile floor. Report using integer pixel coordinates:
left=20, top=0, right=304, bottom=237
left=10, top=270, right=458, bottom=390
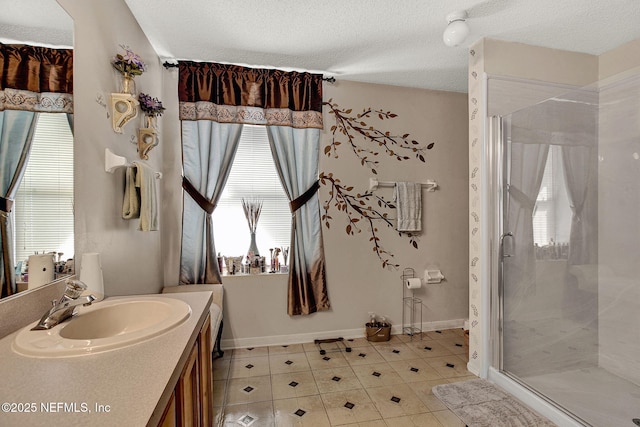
left=213, top=328, right=475, bottom=426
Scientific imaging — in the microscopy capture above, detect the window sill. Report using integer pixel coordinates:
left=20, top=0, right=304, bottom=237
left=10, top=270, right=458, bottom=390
left=222, top=272, right=288, bottom=278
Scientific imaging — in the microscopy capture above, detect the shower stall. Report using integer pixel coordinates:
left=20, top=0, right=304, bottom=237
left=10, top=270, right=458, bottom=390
left=487, top=71, right=640, bottom=426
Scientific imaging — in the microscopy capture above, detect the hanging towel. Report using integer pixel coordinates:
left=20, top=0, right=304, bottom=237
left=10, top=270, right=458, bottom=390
left=122, top=166, right=140, bottom=219
left=122, top=163, right=158, bottom=231
left=394, top=182, right=422, bottom=232
left=133, top=161, right=159, bottom=231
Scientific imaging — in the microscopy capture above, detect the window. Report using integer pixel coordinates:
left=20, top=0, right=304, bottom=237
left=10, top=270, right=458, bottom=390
left=533, top=145, right=571, bottom=257
left=212, top=125, right=290, bottom=260
left=13, top=113, right=74, bottom=263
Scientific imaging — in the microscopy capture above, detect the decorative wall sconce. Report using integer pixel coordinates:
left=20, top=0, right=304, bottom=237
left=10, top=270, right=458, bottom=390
left=110, top=93, right=139, bottom=133
left=110, top=46, right=146, bottom=133
left=137, top=93, right=165, bottom=160
left=137, top=116, right=158, bottom=160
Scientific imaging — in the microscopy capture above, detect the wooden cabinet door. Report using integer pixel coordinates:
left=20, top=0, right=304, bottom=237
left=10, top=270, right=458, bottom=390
left=198, top=314, right=213, bottom=427
left=158, top=391, right=177, bottom=427
left=176, top=342, right=200, bottom=426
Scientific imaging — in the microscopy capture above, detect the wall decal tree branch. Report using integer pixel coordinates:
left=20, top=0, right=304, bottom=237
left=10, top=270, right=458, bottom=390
left=321, top=99, right=433, bottom=269
left=323, top=99, right=434, bottom=175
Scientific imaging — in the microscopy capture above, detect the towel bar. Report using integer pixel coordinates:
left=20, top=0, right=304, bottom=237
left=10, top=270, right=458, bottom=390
left=105, top=148, right=162, bottom=179
left=369, top=177, right=437, bottom=192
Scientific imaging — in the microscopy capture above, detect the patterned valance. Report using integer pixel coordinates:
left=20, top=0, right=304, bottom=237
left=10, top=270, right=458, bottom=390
left=178, top=61, right=323, bottom=129
left=0, top=43, right=73, bottom=113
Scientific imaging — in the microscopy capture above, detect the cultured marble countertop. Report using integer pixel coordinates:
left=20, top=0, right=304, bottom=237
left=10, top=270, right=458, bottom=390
left=0, top=291, right=212, bottom=427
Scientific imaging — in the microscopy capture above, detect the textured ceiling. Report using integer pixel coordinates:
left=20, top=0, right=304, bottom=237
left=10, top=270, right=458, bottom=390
left=2, top=1, right=640, bottom=93
left=0, top=0, right=73, bottom=47
left=124, top=0, right=640, bottom=93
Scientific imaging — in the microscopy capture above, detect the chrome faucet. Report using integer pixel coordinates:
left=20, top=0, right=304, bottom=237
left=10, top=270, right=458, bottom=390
left=31, top=279, right=97, bottom=331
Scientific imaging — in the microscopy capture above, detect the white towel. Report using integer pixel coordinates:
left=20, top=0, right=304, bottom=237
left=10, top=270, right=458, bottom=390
left=122, top=163, right=158, bottom=231
left=394, top=182, right=422, bottom=232
left=133, top=162, right=158, bottom=231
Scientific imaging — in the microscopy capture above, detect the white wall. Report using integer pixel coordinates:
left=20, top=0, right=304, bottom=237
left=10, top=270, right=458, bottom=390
left=58, top=0, right=164, bottom=296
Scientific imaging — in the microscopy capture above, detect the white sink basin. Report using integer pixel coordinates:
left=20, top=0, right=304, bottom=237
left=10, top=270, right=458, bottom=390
left=12, top=296, right=191, bottom=358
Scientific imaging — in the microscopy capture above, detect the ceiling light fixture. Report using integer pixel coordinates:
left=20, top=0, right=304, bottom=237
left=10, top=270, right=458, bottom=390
left=443, top=10, right=469, bottom=47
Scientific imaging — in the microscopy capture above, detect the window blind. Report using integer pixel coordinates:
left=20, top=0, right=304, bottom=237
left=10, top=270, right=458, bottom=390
left=212, top=125, right=291, bottom=258
left=13, top=113, right=74, bottom=263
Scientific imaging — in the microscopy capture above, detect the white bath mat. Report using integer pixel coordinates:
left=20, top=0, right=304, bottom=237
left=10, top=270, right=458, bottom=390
left=432, top=379, right=557, bottom=427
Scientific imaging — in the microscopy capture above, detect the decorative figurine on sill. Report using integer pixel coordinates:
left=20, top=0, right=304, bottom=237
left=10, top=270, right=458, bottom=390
left=280, top=246, right=289, bottom=273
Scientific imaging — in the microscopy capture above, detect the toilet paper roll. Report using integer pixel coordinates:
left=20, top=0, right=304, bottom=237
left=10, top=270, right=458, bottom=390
left=405, top=278, right=422, bottom=289
left=28, top=254, right=55, bottom=289
left=80, top=252, right=104, bottom=301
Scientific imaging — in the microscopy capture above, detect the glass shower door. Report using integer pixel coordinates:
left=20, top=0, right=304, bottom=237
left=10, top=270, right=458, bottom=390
left=498, top=79, right=640, bottom=426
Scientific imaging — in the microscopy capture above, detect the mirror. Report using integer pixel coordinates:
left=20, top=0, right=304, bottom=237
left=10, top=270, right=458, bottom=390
left=0, top=1, right=74, bottom=299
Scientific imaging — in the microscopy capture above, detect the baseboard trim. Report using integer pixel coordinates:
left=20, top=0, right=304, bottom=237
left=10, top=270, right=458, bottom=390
left=221, top=318, right=466, bottom=350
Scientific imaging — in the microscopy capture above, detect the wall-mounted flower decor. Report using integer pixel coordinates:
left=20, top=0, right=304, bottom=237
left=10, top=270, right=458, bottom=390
left=136, top=93, right=164, bottom=160
left=110, top=45, right=146, bottom=133
left=112, top=45, right=146, bottom=77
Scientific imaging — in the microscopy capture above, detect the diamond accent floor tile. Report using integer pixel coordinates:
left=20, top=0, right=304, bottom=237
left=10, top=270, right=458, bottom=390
left=321, top=389, right=382, bottom=425
left=272, top=371, right=320, bottom=400
left=226, top=376, right=273, bottom=405
left=332, top=376, right=342, bottom=382
left=222, top=401, right=275, bottom=427
left=313, top=367, right=363, bottom=393
left=238, top=414, right=256, bottom=427
left=274, top=395, right=331, bottom=426
left=389, top=359, right=443, bottom=383
left=229, top=356, right=270, bottom=378
left=270, top=352, right=311, bottom=375
left=367, top=384, right=428, bottom=418
left=372, top=371, right=381, bottom=377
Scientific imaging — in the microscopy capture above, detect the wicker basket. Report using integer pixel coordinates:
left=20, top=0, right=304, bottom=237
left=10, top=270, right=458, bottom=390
left=365, top=323, right=391, bottom=342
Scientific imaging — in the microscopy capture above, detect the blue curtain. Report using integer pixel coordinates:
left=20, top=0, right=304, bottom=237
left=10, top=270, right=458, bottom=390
left=0, top=110, right=37, bottom=297
left=180, top=120, right=243, bottom=284
left=267, top=126, right=329, bottom=315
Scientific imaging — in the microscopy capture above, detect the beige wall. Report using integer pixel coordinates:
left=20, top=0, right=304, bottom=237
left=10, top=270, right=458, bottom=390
left=58, top=0, right=164, bottom=296
left=55, top=0, right=469, bottom=346
left=599, top=39, right=640, bottom=81
left=164, top=80, right=470, bottom=347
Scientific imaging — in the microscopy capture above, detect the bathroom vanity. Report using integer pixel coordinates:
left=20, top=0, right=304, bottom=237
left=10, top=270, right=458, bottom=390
left=0, top=290, right=213, bottom=426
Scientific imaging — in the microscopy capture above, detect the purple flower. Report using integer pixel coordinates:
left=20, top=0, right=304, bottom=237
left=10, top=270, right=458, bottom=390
left=138, top=92, right=166, bottom=117
left=112, top=45, right=146, bottom=76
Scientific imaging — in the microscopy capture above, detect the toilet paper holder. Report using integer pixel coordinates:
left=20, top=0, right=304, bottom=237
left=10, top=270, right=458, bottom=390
left=425, top=269, right=445, bottom=284
left=401, top=268, right=423, bottom=340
